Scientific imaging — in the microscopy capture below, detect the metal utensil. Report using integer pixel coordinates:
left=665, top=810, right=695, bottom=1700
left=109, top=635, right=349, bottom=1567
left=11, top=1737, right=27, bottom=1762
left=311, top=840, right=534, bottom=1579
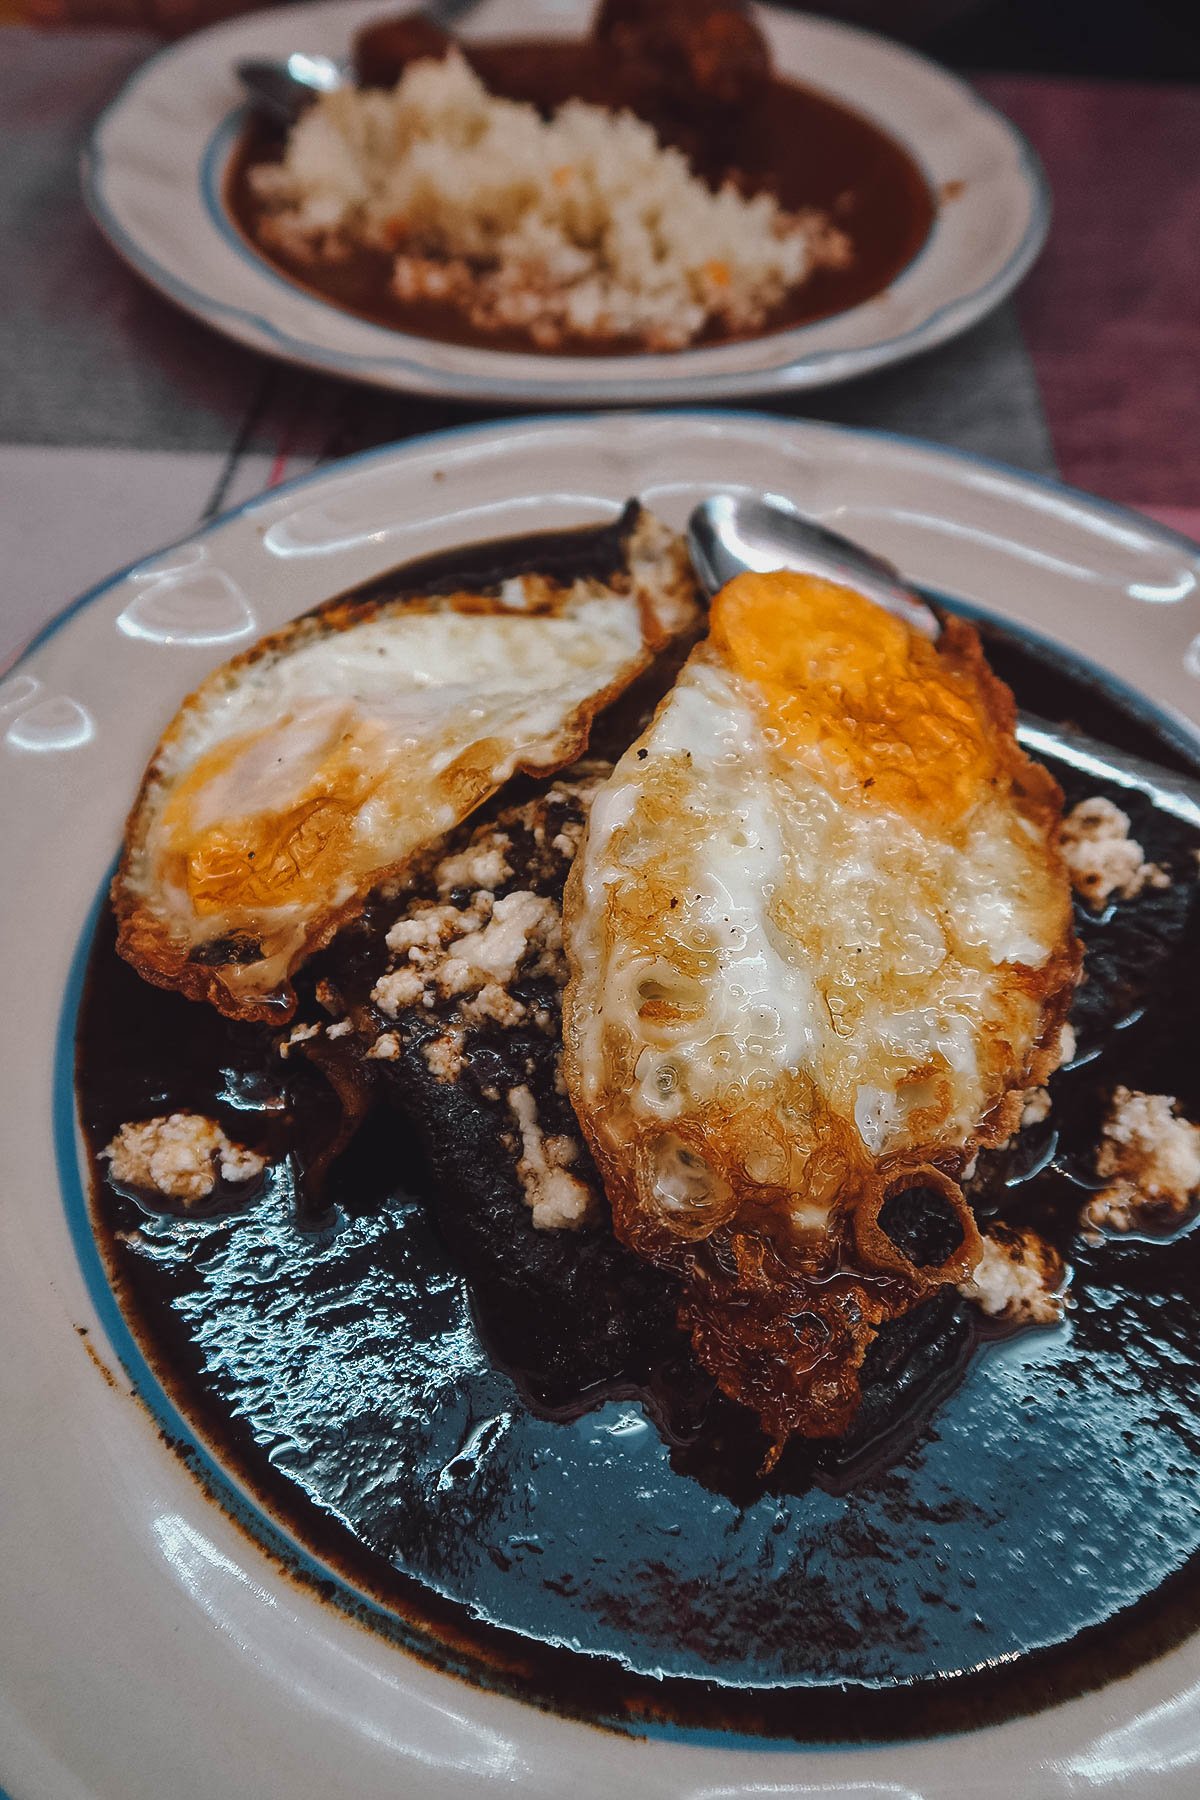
left=686, top=492, right=1200, bottom=832
left=236, top=53, right=346, bottom=129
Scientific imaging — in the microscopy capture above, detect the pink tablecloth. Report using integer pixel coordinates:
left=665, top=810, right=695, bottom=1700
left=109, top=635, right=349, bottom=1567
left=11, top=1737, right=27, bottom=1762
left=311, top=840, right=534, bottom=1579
left=978, top=73, right=1200, bottom=540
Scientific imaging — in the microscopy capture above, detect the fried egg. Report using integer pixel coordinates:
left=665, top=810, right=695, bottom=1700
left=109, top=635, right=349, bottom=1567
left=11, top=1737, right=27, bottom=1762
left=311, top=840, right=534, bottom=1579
left=115, top=509, right=699, bottom=1021
left=562, top=569, right=1080, bottom=1445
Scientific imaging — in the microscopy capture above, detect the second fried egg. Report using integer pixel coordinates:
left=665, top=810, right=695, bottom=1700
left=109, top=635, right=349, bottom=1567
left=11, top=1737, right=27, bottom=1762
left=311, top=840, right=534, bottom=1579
left=562, top=569, right=1080, bottom=1440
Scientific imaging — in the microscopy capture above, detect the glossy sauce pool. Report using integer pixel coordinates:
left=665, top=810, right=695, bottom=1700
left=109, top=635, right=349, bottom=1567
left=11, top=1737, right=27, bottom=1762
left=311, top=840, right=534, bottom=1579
left=75, top=527, right=1200, bottom=1742
left=223, top=40, right=936, bottom=355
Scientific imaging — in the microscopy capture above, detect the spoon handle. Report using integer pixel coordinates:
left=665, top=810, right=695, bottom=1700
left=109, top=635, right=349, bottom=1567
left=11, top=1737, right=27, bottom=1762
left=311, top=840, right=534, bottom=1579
left=686, top=496, right=1200, bottom=828
left=1015, top=712, right=1200, bottom=833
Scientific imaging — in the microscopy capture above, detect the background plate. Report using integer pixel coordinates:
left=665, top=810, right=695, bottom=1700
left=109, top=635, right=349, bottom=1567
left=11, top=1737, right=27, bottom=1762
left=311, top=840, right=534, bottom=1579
left=3, top=412, right=1200, bottom=1800
left=83, top=0, right=1050, bottom=402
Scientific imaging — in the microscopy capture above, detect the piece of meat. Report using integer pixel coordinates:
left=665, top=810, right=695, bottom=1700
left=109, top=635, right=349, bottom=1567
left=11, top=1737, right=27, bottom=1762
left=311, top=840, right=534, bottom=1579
left=593, top=0, right=772, bottom=119
left=310, top=779, right=687, bottom=1407
left=354, top=13, right=454, bottom=87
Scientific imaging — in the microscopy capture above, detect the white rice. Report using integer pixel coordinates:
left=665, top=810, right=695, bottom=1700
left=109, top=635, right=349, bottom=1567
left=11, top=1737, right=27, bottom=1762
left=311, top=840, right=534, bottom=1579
left=249, top=51, right=848, bottom=350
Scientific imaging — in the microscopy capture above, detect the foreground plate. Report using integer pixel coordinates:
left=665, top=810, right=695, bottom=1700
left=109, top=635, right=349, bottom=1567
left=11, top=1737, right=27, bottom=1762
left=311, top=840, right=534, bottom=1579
left=82, top=0, right=1050, bottom=403
left=3, top=412, right=1200, bottom=1800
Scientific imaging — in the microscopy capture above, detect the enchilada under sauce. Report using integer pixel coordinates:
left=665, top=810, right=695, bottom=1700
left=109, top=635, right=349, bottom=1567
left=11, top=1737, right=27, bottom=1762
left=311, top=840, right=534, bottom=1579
left=223, top=29, right=937, bottom=355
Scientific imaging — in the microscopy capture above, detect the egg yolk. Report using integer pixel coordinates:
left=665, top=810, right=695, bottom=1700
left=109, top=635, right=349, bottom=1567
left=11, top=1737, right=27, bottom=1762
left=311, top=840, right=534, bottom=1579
left=178, top=795, right=358, bottom=915
left=159, top=727, right=378, bottom=916
left=710, top=570, right=994, bottom=822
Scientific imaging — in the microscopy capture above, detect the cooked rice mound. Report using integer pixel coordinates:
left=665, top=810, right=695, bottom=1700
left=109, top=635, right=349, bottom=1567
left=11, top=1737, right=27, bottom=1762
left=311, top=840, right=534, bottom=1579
left=249, top=51, right=846, bottom=350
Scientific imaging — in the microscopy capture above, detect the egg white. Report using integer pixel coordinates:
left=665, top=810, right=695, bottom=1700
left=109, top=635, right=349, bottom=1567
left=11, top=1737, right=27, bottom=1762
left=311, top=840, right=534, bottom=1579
left=115, top=513, right=699, bottom=1020
left=563, top=613, right=1078, bottom=1255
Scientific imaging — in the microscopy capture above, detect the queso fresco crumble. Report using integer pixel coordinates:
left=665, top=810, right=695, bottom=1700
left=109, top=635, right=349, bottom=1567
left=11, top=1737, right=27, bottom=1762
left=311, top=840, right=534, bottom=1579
left=103, top=1113, right=265, bottom=1205
left=1060, top=795, right=1168, bottom=908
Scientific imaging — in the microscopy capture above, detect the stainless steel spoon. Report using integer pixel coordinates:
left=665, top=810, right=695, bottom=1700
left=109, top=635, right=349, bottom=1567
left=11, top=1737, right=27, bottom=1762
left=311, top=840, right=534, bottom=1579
left=687, top=492, right=1200, bottom=833
left=236, top=53, right=345, bottom=129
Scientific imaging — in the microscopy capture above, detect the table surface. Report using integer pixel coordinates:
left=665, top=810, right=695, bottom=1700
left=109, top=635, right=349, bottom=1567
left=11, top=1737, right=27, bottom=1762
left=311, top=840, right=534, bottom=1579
left=1, top=27, right=1197, bottom=672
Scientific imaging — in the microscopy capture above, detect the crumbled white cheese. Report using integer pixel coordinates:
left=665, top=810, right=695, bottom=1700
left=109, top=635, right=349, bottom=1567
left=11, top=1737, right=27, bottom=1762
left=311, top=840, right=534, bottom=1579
left=435, top=837, right=512, bottom=895
left=1060, top=796, right=1169, bottom=907
left=279, top=1021, right=321, bottom=1059
left=374, top=884, right=561, bottom=1019
left=366, top=1032, right=400, bottom=1061
left=452, top=891, right=560, bottom=986
left=365, top=789, right=594, bottom=1083
left=103, top=1113, right=266, bottom=1205
left=1084, top=1087, right=1200, bottom=1233
left=959, top=1226, right=1065, bottom=1325
left=435, top=955, right=474, bottom=997
left=507, top=1085, right=593, bottom=1229
left=371, top=967, right=427, bottom=1015
left=385, top=906, right=467, bottom=957
left=1020, top=1086, right=1052, bottom=1129
left=221, top=1142, right=265, bottom=1183
left=326, top=1019, right=353, bottom=1039
left=460, top=982, right=527, bottom=1028
left=994, top=1022, right=1076, bottom=1149
left=422, top=1028, right=465, bottom=1082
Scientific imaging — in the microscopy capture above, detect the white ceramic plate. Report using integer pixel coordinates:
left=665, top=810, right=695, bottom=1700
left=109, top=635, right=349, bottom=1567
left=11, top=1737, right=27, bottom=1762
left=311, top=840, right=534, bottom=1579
left=4, top=412, right=1200, bottom=1800
left=82, top=0, right=1050, bottom=403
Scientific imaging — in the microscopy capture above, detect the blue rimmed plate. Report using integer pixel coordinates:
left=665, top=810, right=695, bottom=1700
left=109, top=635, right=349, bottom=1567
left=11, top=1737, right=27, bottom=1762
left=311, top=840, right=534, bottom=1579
left=82, top=0, right=1050, bottom=403
left=3, top=412, right=1200, bottom=1800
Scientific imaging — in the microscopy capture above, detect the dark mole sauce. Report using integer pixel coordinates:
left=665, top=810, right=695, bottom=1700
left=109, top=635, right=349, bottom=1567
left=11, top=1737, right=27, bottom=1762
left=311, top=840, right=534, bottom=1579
left=223, top=40, right=935, bottom=355
left=76, top=524, right=1200, bottom=1743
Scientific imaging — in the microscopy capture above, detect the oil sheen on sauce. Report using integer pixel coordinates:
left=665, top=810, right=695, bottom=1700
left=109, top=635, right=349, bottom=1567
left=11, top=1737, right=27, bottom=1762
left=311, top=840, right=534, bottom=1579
left=223, top=39, right=936, bottom=355
left=76, top=525, right=1200, bottom=1742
